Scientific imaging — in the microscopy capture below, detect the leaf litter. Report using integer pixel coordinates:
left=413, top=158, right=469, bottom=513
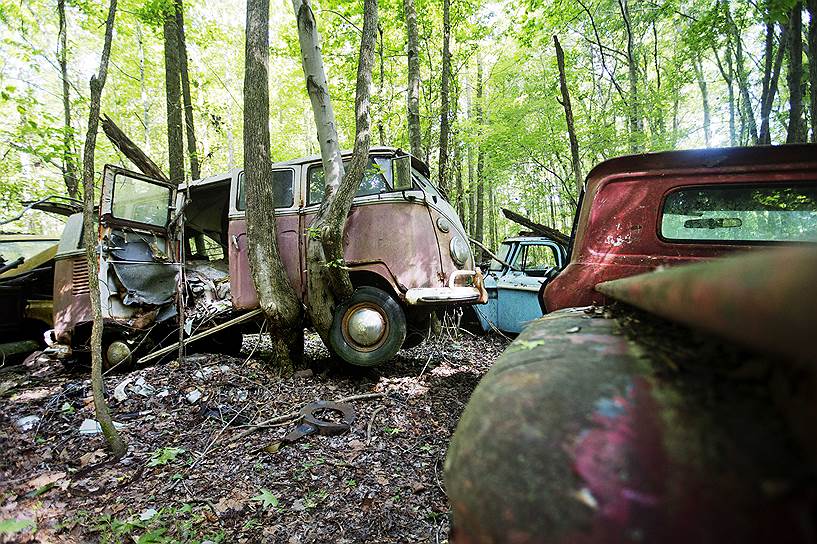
left=0, top=330, right=508, bottom=543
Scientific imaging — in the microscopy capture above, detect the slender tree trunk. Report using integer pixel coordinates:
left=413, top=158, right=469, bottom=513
left=809, top=0, right=817, bottom=141
left=136, top=24, right=151, bottom=155
left=693, top=54, right=712, bottom=147
left=164, top=7, right=184, bottom=185
left=293, top=0, right=378, bottom=344
left=437, top=0, right=451, bottom=193
left=224, top=50, right=236, bottom=168
left=404, top=0, right=422, bottom=160
left=378, top=24, right=386, bottom=145
left=465, top=68, right=475, bottom=236
left=554, top=36, right=582, bottom=195
left=57, top=0, right=79, bottom=199
left=245, top=0, right=304, bottom=369
left=713, top=44, right=737, bottom=146
left=175, top=0, right=200, bottom=180
left=81, top=0, right=126, bottom=458
left=475, top=60, right=485, bottom=257
left=759, top=21, right=789, bottom=144
left=728, top=9, right=759, bottom=143
left=787, top=2, right=806, bottom=143
left=618, top=0, right=642, bottom=152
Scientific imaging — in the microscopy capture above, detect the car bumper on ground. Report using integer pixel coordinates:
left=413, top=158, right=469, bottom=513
left=405, top=270, right=488, bottom=305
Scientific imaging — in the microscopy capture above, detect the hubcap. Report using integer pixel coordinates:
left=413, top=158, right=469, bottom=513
left=106, top=340, right=132, bottom=368
left=346, top=307, right=386, bottom=348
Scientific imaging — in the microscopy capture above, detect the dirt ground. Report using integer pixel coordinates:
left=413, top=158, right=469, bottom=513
left=0, top=330, right=508, bottom=543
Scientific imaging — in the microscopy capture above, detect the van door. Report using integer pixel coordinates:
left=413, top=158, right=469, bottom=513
left=98, top=165, right=178, bottom=324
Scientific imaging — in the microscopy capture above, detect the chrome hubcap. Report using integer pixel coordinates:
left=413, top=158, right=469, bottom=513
left=347, top=308, right=386, bottom=347
left=106, top=340, right=132, bottom=368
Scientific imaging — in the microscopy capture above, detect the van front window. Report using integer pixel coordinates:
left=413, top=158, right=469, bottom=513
left=111, top=173, right=171, bottom=227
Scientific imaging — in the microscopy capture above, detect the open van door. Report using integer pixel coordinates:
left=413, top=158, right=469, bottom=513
left=97, top=165, right=178, bottom=325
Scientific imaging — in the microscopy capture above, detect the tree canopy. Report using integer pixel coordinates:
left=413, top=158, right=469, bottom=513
left=1, top=0, right=814, bottom=244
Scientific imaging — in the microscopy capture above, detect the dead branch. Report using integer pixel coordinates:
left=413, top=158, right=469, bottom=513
left=101, top=114, right=169, bottom=181
left=501, top=208, right=571, bottom=247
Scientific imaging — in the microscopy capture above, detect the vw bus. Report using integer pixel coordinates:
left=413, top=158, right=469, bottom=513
left=47, top=147, right=486, bottom=367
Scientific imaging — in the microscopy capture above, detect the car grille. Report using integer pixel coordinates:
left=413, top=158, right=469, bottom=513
left=72, top=259, right=90, bottom=296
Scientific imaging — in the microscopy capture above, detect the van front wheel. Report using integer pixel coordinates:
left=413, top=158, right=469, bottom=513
left=329, top=287, right=406, bottom=367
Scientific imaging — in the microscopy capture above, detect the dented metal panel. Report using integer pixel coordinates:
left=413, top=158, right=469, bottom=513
left=445, top=310, right=817, bottom=543
left=596, top=246, right=817, bottom=364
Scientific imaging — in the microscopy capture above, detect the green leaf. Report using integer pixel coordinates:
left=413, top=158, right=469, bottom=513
left=250, top=489, right=279, bottom=510
left=147, top=447, right=186, bottom=467
left=0, top=518, right=35, bottom=534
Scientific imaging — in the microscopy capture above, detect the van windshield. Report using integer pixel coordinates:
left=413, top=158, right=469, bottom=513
left=307, top=157, right=392, bottom=205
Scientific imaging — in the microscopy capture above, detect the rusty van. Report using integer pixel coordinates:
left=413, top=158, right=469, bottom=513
left=46, top=147, right=486, bottom=367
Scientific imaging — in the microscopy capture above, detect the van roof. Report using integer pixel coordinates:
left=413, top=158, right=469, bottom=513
left=188, top=147, right=430, bottom=189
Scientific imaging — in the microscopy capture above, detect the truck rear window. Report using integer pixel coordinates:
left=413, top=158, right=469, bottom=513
left=661, top=184, right=817, bottom=243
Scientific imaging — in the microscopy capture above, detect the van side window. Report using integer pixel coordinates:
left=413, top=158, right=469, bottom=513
left=661, top=184, right=817, bottom=243
left=236, top=169, right=294, bottom=210
left=308, top=158, right=390, bottom=205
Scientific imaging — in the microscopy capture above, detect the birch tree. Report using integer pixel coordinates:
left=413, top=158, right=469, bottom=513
left=292, top=0, right=378, bottom=344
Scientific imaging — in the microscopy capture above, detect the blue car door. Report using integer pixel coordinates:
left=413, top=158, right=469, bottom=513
left=495, top=242, right=563, bottom=333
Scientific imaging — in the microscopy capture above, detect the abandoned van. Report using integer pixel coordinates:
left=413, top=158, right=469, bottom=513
left=47, top=147, right=485, bottom=367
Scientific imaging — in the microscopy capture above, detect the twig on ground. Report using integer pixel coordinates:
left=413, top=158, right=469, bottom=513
left=366, top=405, right=386, bottom=445
left=418, top=353, right=433, bottom=379
left=229, top=392, right=387, bottom=443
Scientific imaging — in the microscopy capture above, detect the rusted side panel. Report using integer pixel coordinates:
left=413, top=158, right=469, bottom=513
left=596, top=247, right=817, bottom=365
left=302, top=200, right=445, bottom=292
left=445, top=310, right=817, bottom=543
left=228, top=215, right=302, bottom=310
left=52, top=255, right=91, bottom=341
left=544, top=144, right=817, bottom=312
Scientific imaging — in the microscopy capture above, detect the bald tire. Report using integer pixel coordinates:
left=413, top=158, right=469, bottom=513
left=329, top=287, right=406, bottom=367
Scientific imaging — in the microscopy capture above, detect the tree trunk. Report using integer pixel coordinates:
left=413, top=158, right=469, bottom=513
left=57, top=0, right=79, bottom=200
left=693, top=54, right=712, bottom=147
left=475, top=60, right=485, bottom=257
left=437, top=0, right=451, bottom=193
left=728, top=9, right=759, bottom=143
left=787, top=2, right=806, bottom=143
left=81, top=0, right=126, bottom=459
left=163, top=7, right=185, bottom=185
left=244, top=0, right=304, bottom=370
left=759, top=20, right=789, bottom=144
left=293, top=0, right=378, bottom=345
left=378, top=24, right=386, bottom=145
left=554, top=35, right=582, bottom=195
left=175, top=0, right=200, bottom=180
left=809, top=0, right=817, bottom=142
left=713, top=41, right=737, bottom=146
left=618, top=0, right=642, bottom=153
left=404, top=0, right=422, bottom=160
left=136, top=24, right=151, bottom=155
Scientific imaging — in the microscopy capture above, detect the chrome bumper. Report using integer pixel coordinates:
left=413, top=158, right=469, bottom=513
left=405, top=270, right=489, bottom=305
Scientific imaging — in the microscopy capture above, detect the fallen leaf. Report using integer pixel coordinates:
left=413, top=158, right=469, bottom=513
left=26, top=472, right=66, bottom=491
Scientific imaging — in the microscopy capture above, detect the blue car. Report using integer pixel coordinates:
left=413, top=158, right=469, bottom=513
left=473, top=236, right=567, bottom=334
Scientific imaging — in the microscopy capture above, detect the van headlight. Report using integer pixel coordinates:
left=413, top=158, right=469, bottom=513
left=450, top=236, right=469, bottom=267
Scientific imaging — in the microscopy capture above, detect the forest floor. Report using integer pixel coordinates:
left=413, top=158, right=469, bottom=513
left=0, top=330, right=509, bottom=543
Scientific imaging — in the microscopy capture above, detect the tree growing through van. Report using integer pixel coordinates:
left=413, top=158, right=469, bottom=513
left=290, top=0, right=378, bottom=348
left=243, top=0, right=304, bottom=370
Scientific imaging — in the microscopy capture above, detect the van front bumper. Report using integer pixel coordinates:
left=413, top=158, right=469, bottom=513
left=405, top=270, right=488, bottom=305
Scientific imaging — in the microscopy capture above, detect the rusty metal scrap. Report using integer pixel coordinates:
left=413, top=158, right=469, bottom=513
left=595, top=246, right=817, bottom=364
left=282, top=400, right=356, bottom=443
